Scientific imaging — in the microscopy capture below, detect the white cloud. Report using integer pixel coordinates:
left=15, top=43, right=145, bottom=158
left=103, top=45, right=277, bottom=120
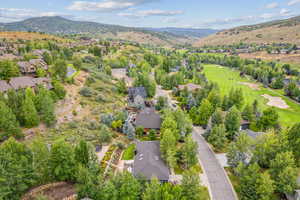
left=265, top=2, right=279, bottom=9
left=0, top=7, right=69, bottom=22
left=163, top=17, right=179, bottom=23
left=118, top=9, right=183, bottom=18
left=68, top=0, right=158, bottom=12
left=288, top=0, right=300, bottom=5
left=280, top=8, right=291, bottom=16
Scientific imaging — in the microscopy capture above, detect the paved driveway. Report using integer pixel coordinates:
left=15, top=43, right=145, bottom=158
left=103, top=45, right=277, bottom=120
left=192, top=127, right=237, bottom=200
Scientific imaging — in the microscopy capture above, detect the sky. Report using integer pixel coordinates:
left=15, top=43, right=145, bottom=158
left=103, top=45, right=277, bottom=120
left=0, top=0, right=300, bottom=29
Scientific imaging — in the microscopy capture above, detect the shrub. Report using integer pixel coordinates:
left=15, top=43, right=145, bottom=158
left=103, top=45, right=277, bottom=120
left=79, top=87, right=93, bottom=97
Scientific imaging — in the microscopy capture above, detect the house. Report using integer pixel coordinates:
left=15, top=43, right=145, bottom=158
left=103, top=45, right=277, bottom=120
left=9, top=76, right=36, bottom=90
left=178, top=83, right=201, bottom=92
left=0, top=80, right=12, bottom=93
left=128, top=87, right=147, bottom=103
left=17, top=61, right=36, bottom=74
left=29, top=59, right=48, bottom=71
left=32, top=77, right=53, bottom=90
left=135, top=108, right=161, bottom=130
left=32, top=49, right=50, bottom=57
left=133, top=141, right=170, bottom=182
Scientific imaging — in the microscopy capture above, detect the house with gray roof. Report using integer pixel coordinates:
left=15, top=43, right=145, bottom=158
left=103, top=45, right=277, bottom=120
left=128, top=87, right=147, bottom=103
left=32, top=77, right=53, bottom=90
left=135, top=108, right=161, bottom=130
left=17, top=61, right=36, bottom=74
left=133, top=141, right=170, bottom=182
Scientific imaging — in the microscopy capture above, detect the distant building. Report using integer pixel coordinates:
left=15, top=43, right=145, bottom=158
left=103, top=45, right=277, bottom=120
left=133, top=141, right=170, bottom=182
left=178, top=83, right=201, bottom=92
left=135, top=108, right=161, bottom=130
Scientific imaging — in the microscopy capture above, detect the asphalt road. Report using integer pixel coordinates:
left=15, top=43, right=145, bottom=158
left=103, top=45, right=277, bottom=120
left=192, top=127, right=237, bottom=200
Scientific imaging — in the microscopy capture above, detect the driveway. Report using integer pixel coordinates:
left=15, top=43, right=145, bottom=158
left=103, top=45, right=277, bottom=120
left=192, top=127, right=237, bottom=200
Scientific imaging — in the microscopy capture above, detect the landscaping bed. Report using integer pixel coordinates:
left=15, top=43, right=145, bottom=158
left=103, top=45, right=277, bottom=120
left=122, top=144, right=136, bottom=160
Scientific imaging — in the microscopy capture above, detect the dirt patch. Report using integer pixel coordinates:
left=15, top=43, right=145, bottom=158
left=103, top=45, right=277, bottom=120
left=112, top=68, right=133, bottom=86
left=55, top=71, right=89, bottom=124
left=261, top=94, right=289, bottom=109
left=239, top=82, right=260, bottom=90
left=22, top=182, right=75, bottom=200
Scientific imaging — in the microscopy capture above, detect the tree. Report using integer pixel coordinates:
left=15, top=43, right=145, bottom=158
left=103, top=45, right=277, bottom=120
left=208, top=124, right=227, bottom=150
left=0, top=101, right=22, bottom=140
left=35, top=86, right=56, bottom=126
left=253, top=132, right=285, bottom=168
left=160, top=129, right=176, bottom=165
left=122, top=120, right=135, bottom=140
left=256, top=172, right=274, bottom=200
left=135, top=126, right=144, bottom=137
left=52, top=59, right=67, bottom=80
left=0, top=60, right=20, bottom=80
left=161, top=115, right=179, bottom=140
left=49, top=140, right=76, bottom=181
left=31, top=138, right=51, bottom=184
left=238, top=163, right=260, bottom=200
left=228, top=88, right=244, bottom=109
left=98, top=125, right=112, bottom=144
left=287, top=123, right=300, bottom=161
left=113, top=172, right=141, bottom=200
left=181, top=170, right=207, bottom=200
left=270, top=151, right=297, bottom=193
left=225, top=106, right=241, bottom=140
left=211, top=108, right=224, bottom=127
left=0, top=138, right=36, bottom=200
left=116, top=78, right=127, bottom=94
left=257, top=107, right=279, bottom=131
left=143, top=178, right=162, bottom=200
left=207, top=89, right=222, bottom=111
left=52, top=80, right=66, bottom=99
left=42, top=51, right=52, bottom=65
left=197, top=99, right=213, bottom=127
left=227, top=132, right=253, bottom=168
left=74, top=140, right=97, bottom=168
left=242, top=104, right=254, bottom=121
left=182, top=136, right=198, bottom=169
left=21, top=88, right=39, bottom=127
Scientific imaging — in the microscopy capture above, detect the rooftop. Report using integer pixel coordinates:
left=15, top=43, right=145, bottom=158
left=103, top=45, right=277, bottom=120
left=135, top=107, right=161, bottom=129
left=133, top=141, right=170, bottom=181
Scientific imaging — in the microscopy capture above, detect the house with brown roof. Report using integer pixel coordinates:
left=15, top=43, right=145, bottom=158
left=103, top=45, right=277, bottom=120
left=32, top=77, right=53, bottom=90
left=29, top=59, right=48, bottom=71
left=17, top=61, right=36, bottom=74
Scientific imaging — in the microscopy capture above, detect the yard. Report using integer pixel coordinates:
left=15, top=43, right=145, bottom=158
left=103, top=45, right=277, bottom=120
left=122, top=144, right=136, bottom=160
left=203, top=64, right=300, bottom=125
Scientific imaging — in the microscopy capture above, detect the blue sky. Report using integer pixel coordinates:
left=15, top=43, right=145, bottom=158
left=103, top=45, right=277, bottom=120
left=0, top=0, right=300, bottom=29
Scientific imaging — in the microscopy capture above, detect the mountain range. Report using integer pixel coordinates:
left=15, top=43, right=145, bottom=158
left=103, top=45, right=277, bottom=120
left=195, top=15, right=300, bottom=47
left=0, top=16, right=217, bottom=46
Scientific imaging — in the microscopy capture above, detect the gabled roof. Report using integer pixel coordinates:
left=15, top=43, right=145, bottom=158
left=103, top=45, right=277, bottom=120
left=243, top=129, right=265, bottom=139
left=133, top=141, right=170, bottom=181
left=135, top=108, right=161, bottom=129
left=0, top=80, right=12, bottom=92
left=32, top=77, right=53, bottom=89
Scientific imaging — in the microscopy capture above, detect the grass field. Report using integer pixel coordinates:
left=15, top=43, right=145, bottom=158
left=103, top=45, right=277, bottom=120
left=203, top=64, right=300, bottom=126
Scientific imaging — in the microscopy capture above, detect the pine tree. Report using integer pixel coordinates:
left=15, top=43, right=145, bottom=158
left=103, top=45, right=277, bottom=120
left=0, top=101, right=22, bottom=140
left=21, top=88, right=39, bottom=127
left=225, top=106, right=241, bottom=140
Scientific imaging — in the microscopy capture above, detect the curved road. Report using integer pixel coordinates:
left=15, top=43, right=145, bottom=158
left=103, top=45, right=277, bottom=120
left=192, top=127, right=237, bottom=200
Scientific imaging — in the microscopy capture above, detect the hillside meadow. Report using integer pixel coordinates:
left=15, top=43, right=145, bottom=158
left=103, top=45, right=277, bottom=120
left=203, top=64, right=300, bottom=126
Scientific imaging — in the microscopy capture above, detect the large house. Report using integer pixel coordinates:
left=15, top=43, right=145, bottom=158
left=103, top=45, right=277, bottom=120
left=135, top=108, right=161, bottom=130
left=0, top=76, right=52, bottom=92
left=133, top=141, right=170, bottom=182
left=17, top=59, right=48, bottom=75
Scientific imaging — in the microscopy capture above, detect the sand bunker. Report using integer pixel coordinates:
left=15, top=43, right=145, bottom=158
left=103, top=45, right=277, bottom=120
left=239, top=82, right=260, bottom=90
left=261, top=94, right=289, bottom=109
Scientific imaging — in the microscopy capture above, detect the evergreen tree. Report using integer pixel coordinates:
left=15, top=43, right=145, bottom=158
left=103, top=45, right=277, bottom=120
left=238, top=163, right=260, bottom=200
left=211, top=108, right=224, bottom=127
left=242, top=104, right=254, bottom=121
left=208, top=124, right=227, bottom=150
left=0, top=101, right=22, bottom=140
left=0, top=138, right=36, bottom=200
left=257, top=107, right=279, bottom=131
left=49, top=140, right=76, bottom=181
left=143, top=178, right=161, bottom=200
left=181, top=170, right=207, bottom=200
left=21, top=88, right=39, bottom=127
left=225, top=106, right=241, bottom=139
left=287, top=123, right=300, bottom=161
left=197, top=99, right=213, bottom=127
left=256, top=172, right=274, bottom=200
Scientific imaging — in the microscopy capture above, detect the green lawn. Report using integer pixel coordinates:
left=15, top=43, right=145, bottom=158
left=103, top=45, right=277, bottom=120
left=203, top=64, right=300, bottom=126
left=122, top=144, right=136, bottom=160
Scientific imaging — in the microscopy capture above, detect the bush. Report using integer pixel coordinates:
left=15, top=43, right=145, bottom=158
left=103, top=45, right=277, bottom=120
left=79, top=87, right=93, bottom=97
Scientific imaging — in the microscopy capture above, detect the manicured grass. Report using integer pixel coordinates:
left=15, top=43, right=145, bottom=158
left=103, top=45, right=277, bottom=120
left=122, top=144, right=136, bottom=160
left=203, top=64, right=300, bottom=126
